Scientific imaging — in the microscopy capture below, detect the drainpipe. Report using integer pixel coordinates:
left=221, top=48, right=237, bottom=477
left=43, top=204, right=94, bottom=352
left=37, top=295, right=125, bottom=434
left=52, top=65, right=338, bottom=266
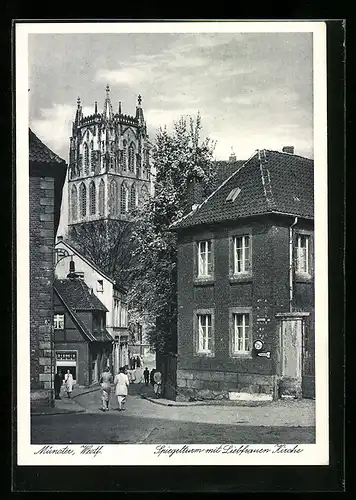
left=289, top=217, right=298, bottom=312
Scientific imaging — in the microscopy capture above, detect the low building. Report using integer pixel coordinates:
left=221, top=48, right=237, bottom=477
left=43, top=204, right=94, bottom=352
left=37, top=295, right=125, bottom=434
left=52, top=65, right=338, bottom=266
left=171, top=147, right=315, bottom=402
left=29, top=129, right=67, bottom=404
left=53, top=269, right=113, bottom=385
left=54, top=238, right=130, bottom=374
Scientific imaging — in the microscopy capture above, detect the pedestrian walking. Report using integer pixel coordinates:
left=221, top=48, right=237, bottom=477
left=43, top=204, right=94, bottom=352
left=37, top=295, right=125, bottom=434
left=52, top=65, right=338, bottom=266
left=153, top=370, right=162, bottom=398
left=150, top=368, right=156, bottom=388
left=99, top=366, right=113, bottom=411
left=54, top=372, right=62, bottom=399
left=114, top=367, right=130, bottom=411
left=143, top=367, right=150, bottom=386
left=64, top=369, right=74, bottom=398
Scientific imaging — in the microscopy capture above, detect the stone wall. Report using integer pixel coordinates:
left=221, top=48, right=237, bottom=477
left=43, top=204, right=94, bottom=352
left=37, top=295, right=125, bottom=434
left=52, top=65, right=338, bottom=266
left=176, top=369, right=276, bottom=402
left=29, top=175, right=55, bottom=403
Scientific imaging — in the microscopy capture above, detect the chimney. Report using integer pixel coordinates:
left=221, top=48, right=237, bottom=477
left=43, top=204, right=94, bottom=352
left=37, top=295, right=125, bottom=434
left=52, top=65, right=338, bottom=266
left=282, top=146, right=295, bottom=155
left=67, top=259, right=79, bottom=279
left=229, top=146, right=237, bottom=163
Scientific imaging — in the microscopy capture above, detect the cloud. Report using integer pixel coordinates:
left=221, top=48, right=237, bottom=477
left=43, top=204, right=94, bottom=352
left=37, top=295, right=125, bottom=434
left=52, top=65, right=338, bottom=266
left=96, top=67, right=147, bottom=86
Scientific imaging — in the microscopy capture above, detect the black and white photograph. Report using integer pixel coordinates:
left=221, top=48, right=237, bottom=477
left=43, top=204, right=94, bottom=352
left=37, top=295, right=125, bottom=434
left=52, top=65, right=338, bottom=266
left=15, top=21, right=329, bottom=467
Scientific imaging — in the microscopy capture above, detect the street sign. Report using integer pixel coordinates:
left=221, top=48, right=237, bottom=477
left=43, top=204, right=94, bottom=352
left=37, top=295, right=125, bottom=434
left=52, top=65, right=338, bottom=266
left=257, top=351, right=271, bottom=358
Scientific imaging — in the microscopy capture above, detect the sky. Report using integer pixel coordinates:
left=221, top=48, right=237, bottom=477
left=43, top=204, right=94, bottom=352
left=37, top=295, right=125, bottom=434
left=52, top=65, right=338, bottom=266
left=28, top=31, right=314, bottom=162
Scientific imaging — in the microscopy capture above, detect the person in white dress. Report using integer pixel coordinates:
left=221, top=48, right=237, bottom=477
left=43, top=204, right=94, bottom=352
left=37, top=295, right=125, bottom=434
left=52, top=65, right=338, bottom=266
left=114, top=367, right=130, bottom=411
left=64, top=370, right=74, bottom=398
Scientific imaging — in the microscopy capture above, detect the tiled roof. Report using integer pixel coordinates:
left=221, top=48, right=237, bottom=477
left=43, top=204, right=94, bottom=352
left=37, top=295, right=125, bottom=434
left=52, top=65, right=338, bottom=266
left=54, top=278, right=108, bottom=312
left=214, top=160, right=246, bottom=186
left=29, top=129, right=66, bottom=164
left=171, top=149, right=314, bottom=229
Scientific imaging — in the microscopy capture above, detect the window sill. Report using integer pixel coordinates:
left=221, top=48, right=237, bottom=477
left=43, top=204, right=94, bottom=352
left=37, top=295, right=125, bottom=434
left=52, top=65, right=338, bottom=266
left=195, top=352, right=215, bottom=358
left=229, top=274, right=253, bottom=283
left=194, top=278, right=215, bottom=286
left=295, top=273, right=313, bottom=283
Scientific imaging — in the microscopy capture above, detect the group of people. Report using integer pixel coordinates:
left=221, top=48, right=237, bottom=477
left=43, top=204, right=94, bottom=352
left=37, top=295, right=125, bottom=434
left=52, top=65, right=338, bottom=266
left=53, top=364, right=163, bottom=411
left=143, top=367, right=162, bottom=397
left=54, top=369, right=74, bottom=400
left=100, top=366, right=130, bottom=412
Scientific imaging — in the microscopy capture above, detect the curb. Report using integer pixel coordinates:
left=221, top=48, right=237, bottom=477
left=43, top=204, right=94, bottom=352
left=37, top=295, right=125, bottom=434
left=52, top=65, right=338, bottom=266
left=140, top=392, right=213, bottom=407
left=32, top=409, right=86, bottom=417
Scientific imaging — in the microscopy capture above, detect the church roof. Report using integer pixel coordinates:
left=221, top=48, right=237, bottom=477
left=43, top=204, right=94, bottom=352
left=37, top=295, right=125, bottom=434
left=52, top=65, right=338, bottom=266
left=171, top=149, right=314, bottom=229
left=29, top=129, right=66, bottom=165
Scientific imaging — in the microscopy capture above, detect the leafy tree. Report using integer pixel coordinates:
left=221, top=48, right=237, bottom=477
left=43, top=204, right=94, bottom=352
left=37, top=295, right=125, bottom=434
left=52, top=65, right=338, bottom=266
left=129, top=113, right=217, bottom=353
left=68, top=219, right=137, bottom=286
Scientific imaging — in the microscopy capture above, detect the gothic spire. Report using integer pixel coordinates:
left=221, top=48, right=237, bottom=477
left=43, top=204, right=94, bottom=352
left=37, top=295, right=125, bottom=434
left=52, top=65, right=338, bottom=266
left=136, top=93, right=144, bottom=124
left=75, top=96, right=82, bottom=124
left=118, top=101, right=122, bottom=114
left=103, top=84, right=113, bottom=120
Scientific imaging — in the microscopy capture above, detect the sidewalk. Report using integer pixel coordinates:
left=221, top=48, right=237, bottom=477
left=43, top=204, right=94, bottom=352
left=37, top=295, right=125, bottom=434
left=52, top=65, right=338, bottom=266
left=31, top=384, right=100, bottom=416
left=139, top=383, right=315, bottom=409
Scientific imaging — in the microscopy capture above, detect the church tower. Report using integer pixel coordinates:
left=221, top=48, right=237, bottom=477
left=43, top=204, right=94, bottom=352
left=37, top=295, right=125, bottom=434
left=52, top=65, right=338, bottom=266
left=68, top=86, right=151, bottom=227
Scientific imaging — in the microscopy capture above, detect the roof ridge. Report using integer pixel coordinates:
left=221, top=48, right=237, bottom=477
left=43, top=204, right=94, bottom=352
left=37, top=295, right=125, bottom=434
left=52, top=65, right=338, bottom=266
left=170, top=150, right=258, bottom=229
left=265, top=149, right=314, bottom=162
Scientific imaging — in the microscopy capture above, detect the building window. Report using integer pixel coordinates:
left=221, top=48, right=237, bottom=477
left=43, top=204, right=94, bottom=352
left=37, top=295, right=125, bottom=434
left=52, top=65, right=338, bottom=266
left=130, top=184, right=137, bottom=210
left=99, top=179, right=105, bottom=216
left=79, top=183, right=87, bottom=218
left=70, top=185, right=77, bottom=222
left=128, top=143, right=135, bottom=172
left=54, top=314, right=64, bottom=330
left=121, top=302, right=128, bottom=327
left=233, top=235, right=251, bottom=274
left=140, top=184, right=149, bottom=203
left=194, top=310, right=214, bottom=356
left=83, top=143, right=89, bottom=174
left=197, top=240, right=213, bottom=278
left=120, top=183, right=128, bottom=214
left=89, top=181, right=96, bottom=215
left=122, top=140, right=127, bottom=170
left=110, top=179, right=119, bottom=216
left=230, top=310, right=252, bottom=356
left=90, top=141, right=95, bottom=172
left=295, top=234, right=310, bottom=274
left=97, top=280, right=103, bottom=292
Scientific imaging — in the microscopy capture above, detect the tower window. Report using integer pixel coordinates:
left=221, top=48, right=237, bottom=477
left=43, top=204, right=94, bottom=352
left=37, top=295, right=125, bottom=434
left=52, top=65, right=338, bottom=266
left=89, top=181, right=96, bottom=215
left=110, top=179, right=119, bottom=216
left=90, top=141, right=95, bottom=173
left=120, top=183, right=128, bottom=214
left=99, top=179, right=105, bottom=216
left=128, top=143, right=135, bottom=172
left=130, top=184, right=137, bottom=210
left=79, top=183, right=87, bottom=218
left=83, top=143, right=89, bottom=175
left=70, top=184, right=78, bottom=222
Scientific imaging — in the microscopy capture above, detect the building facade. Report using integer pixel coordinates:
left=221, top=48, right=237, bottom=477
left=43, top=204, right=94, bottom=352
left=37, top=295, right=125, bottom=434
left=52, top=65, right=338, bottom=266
left=29, top=129, right=67, bottom=404
left=53, top=275, right=112, bottom=386
left=54, top=238, right=130, bottom=374
left=67, top=86, right=152, bottom=229
left=171, top=148, right=315, bottom=402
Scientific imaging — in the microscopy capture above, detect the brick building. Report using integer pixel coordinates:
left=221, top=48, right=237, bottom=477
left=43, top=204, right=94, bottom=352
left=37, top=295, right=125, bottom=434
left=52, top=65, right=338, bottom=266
left=29, top=129, right=67, bottom=403
left=171, top=147, right=315, bottom=402
left=53, top=272, right=113, bottom=386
